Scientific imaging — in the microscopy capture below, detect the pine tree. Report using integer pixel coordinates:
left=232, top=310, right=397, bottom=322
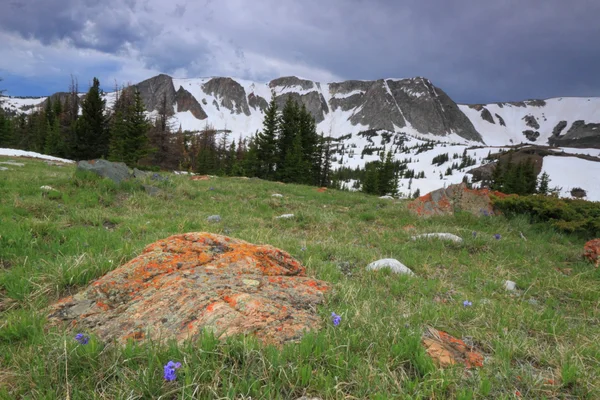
left=256, top=92, right=279, bottom=179
left=125, top=89, right=151, bottom=165
left=74, top=77, right=107, bottom=160
left=276, top=97, right=299, bottom=180
left=362, top=162, right=379, bottom=194
left=44, top=117, right=62, bottom=156
left=537, top=172, right=550, bottom=195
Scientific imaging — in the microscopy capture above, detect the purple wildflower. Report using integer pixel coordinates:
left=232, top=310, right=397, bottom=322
left=74, top=333, right=89, bottom=345
left=463, top=300, right=472, bottom=307
left=472, top=231, right=477, bottom=238
left=331, top=312, right=341, bottom=326
left=301, top=246, right=307, bottom=252
left=494, top=234, right=502, bottom=240
left=163, top=361, right=182, bottom=382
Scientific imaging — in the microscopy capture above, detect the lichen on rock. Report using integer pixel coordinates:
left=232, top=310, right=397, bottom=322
left=48, top=233, right=329, bottom=345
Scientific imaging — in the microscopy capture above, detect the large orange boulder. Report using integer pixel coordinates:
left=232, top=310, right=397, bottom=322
left=49, top=233, right=329, bottom=345
left=407, top=183, right=510, bottom=217
left=584, top=239, right=600, bottom=267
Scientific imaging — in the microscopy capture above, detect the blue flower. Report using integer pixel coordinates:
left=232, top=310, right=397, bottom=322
left=208, top=187, right=215, bottom=191
left=163, top=360, right=182, bottom=382
left=494, top=234, right=501, bottom=240
left=301, top=246, right=307, bottom=252
left=331, top=312, right=341, bottom=326
left=463, top=300, right=472, bottom=307
left=472, top=231, right=477, bottom=237
left=74, top=333, right=89, bottom=345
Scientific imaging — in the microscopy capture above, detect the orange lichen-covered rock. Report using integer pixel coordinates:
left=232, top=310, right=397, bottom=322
left=422, top=327, right=484, bottom=368
left=48, top=233, right=329, bottom=345
left=407, top=183, right=510, bottom=217
left=584, top=239, right=600, bottom=267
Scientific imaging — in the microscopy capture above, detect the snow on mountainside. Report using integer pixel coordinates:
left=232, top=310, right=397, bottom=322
left=459, top=98, right=600, bottom=147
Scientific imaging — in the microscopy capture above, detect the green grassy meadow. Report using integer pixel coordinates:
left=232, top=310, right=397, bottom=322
left=0, top=156, right=599, bottom=399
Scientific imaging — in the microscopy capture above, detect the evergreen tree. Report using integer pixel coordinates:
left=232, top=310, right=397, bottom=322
left=255, top=92, right=279, bottom=179
left=537, top=172, right=550, bottom=195
left=362, top=162, right=379, bottom=194
left=276, top=97, right=299, bottom=180
left=44, top=117, right=62, bottom=156
left=74, top=77, right=107, bottom=159
left=125, top=89, right=151, bottom=165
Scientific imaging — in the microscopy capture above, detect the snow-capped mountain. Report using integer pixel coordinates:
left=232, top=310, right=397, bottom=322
left=2, top=74, right=599, bottom=200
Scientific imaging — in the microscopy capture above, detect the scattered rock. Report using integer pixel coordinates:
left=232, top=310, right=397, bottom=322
left=276, top=214, right=295, bottom=219
left=0, top=166, right=8, bottom=171
left=379, top=195, right=394, bottom=200
left=411, top=233, right=463, bottom=243
left=272, top=194, right=284, bottom=198
left=40, top=185, right=57, bottom=192
left=190, top=175, right=211, bottom=181
left=207, top=215, right=222, bottom=223
left=366, top=258, right=414, bottom=275
left=504, top=280, right=517, bottom=291
left=316, top=187, right=327, bottom=193
left=143, top=185, right=161, bottom=197
left=407, top=183, right=510, bottom=217
left=48, top=233, right=329, bottom=345
left=527, top=298, right=539, bottom=306
left=0, top=161, right=25, bottom=167
left=77, top=159, right=130, bottom=184
left=132, top=168, right=150, bottom=179
left=422, top=327, right=483, bottom=368
left=584, top=239, right=600, bottom=267
left=151, top=173, right=168, bottom=181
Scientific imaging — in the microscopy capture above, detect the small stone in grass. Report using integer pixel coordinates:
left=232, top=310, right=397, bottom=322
left=504, top=280, right=517, bottom=291
left=272, top=193, right=284, bottom=198
left=207, top=215, right=221, bottom=223
left=366, top=258, right=415, bottom=275
left=276, top=214, right=294, bottom=219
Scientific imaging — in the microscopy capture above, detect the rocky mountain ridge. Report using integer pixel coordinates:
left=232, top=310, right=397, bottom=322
left=3, top=74, right=599, bottom=149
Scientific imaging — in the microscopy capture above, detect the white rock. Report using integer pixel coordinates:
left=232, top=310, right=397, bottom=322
left=379, top=195, right=394, bottom=200
left=0, top=161, right=25, bottom=167
left=276, top=214, right=295, bottom=219
left=40, top=185, right=57, bottom=191
left=272, top=193, right=284, bottom=198
left=0, top=166, right=8, bottom=171
left=366, top=258, right=415, bottom=275
left=504, top=280, right=517, bottom=291
left=411, top=233, right=463, bottom=243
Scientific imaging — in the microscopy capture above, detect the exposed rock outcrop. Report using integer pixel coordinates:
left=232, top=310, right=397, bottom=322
left=248, top=93, right=269, bottom=112
left=407, top=183, right=510, bottom=217
left=135, top=74, right=177, bottom=113
left=552, top=120, right=568, bottom=137
left=495, top=113, right=506, bottom=126
left=548, top=120, right=600, bottom=148
left=202, top=78, right=251, bottom=116
left=584, top=239, right=600, bottom=267
left=523, top=130, right=540, bottom=141
left=48, top=233, right=329, bottom=345
left=522, top=115, right=540, bottom=129
left=480, top=108, right=494, bottom=124
left=175, top=87, right=207, bottom=120
left=275, top=92, right=329, bottom=123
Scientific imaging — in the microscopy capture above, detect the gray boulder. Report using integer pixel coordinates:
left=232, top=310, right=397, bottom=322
left=77, top=160, right=130, bottom=184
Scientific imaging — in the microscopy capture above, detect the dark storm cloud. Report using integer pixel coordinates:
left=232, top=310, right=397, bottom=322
left=1, top=0, right=599, bottom=102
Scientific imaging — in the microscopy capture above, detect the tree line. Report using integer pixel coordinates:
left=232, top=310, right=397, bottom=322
left=0, top=77, right=337, bottom=187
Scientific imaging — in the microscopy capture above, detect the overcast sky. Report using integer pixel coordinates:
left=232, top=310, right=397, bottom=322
left=1, top=0, right=599, bottom=103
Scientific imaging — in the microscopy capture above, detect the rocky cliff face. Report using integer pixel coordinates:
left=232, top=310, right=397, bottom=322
left=134, top=74, right=177, bottom=113
left=549, top=120, right=600, bottom=148
left=175, top=87, right=207, bottom=120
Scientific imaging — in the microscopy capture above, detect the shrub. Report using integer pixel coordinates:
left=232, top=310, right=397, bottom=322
left=492, top=195, right=600, bottom=238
